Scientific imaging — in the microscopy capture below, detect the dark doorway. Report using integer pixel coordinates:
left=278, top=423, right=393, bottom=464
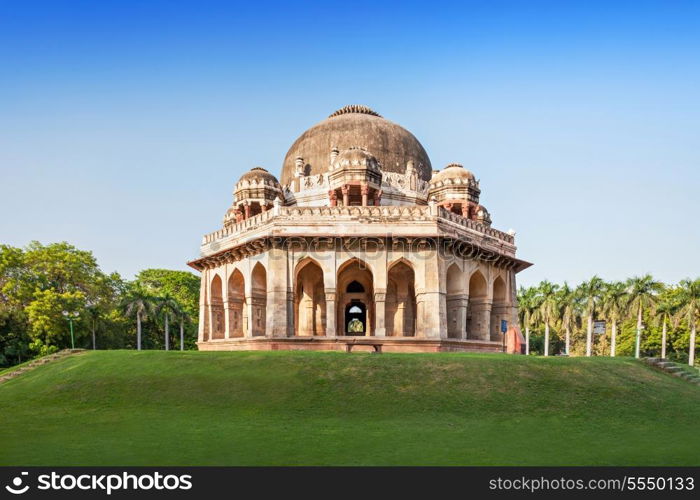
left=345, top=302, right=366, bottom=336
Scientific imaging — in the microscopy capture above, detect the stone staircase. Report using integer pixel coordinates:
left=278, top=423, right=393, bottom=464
left=0, top=349, right=85, bottom=384
left=643, top=358, right=700, bottom=386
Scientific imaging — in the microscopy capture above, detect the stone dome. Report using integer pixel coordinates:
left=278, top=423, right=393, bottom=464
left=281, top=105, right=432, bottom=185
left=238, top=167, right=279, bottom=184
left=429, top=163, right=476, bottom=186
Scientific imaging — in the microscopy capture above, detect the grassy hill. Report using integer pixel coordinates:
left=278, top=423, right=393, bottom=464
left=0, top=350, right=698, bottom=466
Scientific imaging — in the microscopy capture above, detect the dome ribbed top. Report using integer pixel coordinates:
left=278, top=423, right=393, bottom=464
left=328, top=105, right=382, bottom=118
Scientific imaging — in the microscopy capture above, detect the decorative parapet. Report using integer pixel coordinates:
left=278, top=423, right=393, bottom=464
left=436, top=207, right=510, bottom=242
left=200, top=205, right=515, bottom=255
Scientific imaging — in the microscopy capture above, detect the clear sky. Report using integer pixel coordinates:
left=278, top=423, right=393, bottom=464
left=1, top=1, right=698, bottom=287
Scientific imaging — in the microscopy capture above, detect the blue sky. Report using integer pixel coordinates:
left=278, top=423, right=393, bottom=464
left=1, top=0, right=698, bottom=287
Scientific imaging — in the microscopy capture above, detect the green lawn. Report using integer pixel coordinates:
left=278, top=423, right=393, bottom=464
left=0, top=350, right=698, bottom=465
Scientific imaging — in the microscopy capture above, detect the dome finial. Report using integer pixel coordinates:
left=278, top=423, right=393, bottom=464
left=329, top=105, right=381, bottom=118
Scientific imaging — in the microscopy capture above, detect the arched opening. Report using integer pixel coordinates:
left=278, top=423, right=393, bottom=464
left=467, top=270, right=489, bottom=340
left=347, top=281, right=364, bottom=293
left=227, top=269, right=246, bottom=338
left=210, top=274, right=224, bottom=339
left=446, top=263, right=466, bottom=339
left=251, top=263, right=267, bottom=337
left=345, top=303, right=367, bottom=335
left=295, top=259, right=326, bottom=336
left=490, top=276, right=507, bottom=341
left=337, top=259, right=374, bottom=336
left=386, top=260, right=416, bottom=337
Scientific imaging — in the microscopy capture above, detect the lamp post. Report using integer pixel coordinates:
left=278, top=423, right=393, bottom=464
left=62, top=310, right=80, bottom=349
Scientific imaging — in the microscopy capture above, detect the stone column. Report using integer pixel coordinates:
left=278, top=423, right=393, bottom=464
left=361, top=183, right=369, bottom=206
left=198, top=269, right=208, bottom=342
left=286, top=290, right=295, bottom=337
left=470, top=299, right=492, bottom=341
left=223, top=300, right=231, bottom=339
left=447, top=294, right=468, bottom=339
left=341, top=184, right=349, bottom=207
left=265, top=246, right=289, bottom=337
left=418, top=249, right=447, bottom=339
left=244, top=295, right=254, bottom=338
left=374, top=289, right=386, bottom=337
left=325, top=289, right=336, bottom=337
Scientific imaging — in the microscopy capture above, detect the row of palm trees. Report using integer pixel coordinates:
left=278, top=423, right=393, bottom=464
left=123, top=290, right=189, bottom=351
left=518, top=275, right=700, bottom=366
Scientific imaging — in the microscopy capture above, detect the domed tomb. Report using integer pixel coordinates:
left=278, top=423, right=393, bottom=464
left=281, top=105, right=432, bottom=187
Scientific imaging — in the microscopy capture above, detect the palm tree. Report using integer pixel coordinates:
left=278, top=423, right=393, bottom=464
left=518, top=286, right=540, bottom=355
left=533, top=281, right=560, bottom=356
left=626, top=275, right=664, bottom=359
left=601, top=281, right=627, bottom=357
left=557, top=283, right=578, bottom=356
left=84, top=304, right=101, bottom=350
left=178, top=309, right=189, bottom=351
left=675, top=278, right=700, bottom=366
left=123, top=290, right=156, bottom=351
left=654, top=295, right=676, bottom=360
left=578, top=276, right=605, bottom=357
left=157, top=295, right=182, bottom=351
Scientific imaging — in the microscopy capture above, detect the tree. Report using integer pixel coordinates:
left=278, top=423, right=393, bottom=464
left=654, top=293, right=677, bottom=359
left=626, top=275, right=664, bottom=359
left=577, top=276, right=605, bottom=357
left=178, top=309, right=189, bottom=351
left=123, top=290, right=156, bottom=351
left=675, top=278, right=700, bottom=366
left=601, top=281, right=627, bottom=357
left=533, top=281, right=559, bottom=356
left=517, top=286, right=540, bottom=355
left=133, top=269, right=199, bottom=351
left=84, top=305, right=100, bottom=350
left=557, top=282, right=578, bottom=356
left=157, top=294, right=182, bottom=351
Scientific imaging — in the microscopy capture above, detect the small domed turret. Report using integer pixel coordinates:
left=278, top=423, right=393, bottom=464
left=225, top=167, right=283, bottom=226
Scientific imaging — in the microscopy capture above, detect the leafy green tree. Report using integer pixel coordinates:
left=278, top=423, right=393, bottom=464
left=517, top=286, right=540, bottom=355
left=533, top=281, right=559, bottom=356
left=601, top=281, right=627, bottom=357
left=557, top=282, right=579, bottom=356
left=133, top=269, right=199, bottom=350
left=577, top=276, right=605, bottom=357
left=123, top=289, right=157, bottom=351
left=25, top=289, right=85, bottom=354
left=675, top=278, right=700, bottom=366
left=157, top=294, right=182, bottom=351
left=654, top=291, right=678, bottom=359
left=133, top=269, right=199, bottom=318
left=626, top=275, right=664, bottom=359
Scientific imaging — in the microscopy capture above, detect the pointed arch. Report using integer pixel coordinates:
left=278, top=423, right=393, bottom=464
left=467, top=269, right=489, bottom=340
left=250, top=262, right=267, bottom=337
left=337, top=258, right=374, bottom=336
left=468, top=270, right=488, bottom=298
left=386, top=260, right=416, bottom=337
left=490, top=275, right=508, bottom=341
left=446, top=263, right=466, bottom=339
left=294, top=258, right=326, bottom=336
left=210, top=274, right=224, bottom=339
left=227, top=269, right=245, bottom=338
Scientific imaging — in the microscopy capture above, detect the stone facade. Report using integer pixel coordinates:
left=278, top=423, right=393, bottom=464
left=188, top=105, right=531, bottom=353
